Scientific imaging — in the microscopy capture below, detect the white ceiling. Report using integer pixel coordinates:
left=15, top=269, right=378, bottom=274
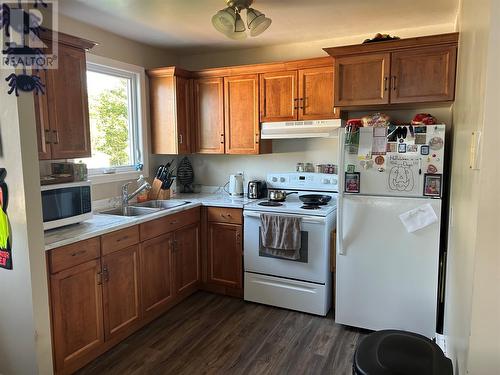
left=59, top=0, right=459, bottom=54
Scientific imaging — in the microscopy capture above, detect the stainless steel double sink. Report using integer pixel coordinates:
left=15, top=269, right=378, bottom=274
left=100, top=200, right=190, bottom=217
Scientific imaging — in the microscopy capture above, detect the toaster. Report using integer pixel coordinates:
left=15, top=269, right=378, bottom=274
left=247, top=180, right=267, bottom=199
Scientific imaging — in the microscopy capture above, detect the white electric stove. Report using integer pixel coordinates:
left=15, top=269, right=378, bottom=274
left=243, top=173, right=338, bottom=316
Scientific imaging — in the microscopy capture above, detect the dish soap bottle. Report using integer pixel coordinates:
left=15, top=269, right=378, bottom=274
left=136, top=175, right=150, bottom=203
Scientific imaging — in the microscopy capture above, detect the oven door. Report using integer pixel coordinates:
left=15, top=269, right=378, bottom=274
left=243, top=211, right=329, bottom=284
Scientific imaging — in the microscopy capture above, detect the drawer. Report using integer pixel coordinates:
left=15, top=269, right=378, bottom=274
left=49, top=237, right=101, bottom=274
left=140, top=207, right=200, bottom=241
left=207, top=207, right=242, bottom=224
left=101, top=226, right=139, bottom=256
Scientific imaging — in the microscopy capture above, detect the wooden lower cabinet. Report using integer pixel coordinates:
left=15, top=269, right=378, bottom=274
left=140, top=233, right=175, bottom=318
left=207, top=222, right=243, bottom=290
left=50, top=259, right=104, bottom=373
left=48, top=208, right=202, bottom=374
left=102, top=245, right=141, bottom=340
left=173, top=223, right=201, bottom=296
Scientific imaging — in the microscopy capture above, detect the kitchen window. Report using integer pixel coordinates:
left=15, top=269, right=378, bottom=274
left=75, top=55, right=148, bottom=183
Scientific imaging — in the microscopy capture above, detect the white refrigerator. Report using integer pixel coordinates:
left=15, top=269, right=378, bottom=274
left=336, top=124, right=446, bottom=338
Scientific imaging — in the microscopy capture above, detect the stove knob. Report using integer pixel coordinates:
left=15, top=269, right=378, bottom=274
left=272, top=177, right=278, bottom=182
left=280, top=177, right=286, bottom=183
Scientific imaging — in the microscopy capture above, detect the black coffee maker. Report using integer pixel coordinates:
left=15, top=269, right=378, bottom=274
left=247, top=180, right=267, bottom=199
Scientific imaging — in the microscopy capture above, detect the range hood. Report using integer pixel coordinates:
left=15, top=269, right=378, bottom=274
left=261, top=119, right=343, bottom=139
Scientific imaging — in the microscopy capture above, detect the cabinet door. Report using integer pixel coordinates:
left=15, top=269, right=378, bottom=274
left=50, top=259, right=104, bottom=372
left=259, top=71, right=298, bottom=122
left=47, top=44, right=91, bottom=159
left=140, top=233, right=174, bottom=318
left=176, top=76, right=192, bottom=154
left=298, top=66, right=338, bottom=120
left=224, top=74, right=260, bottom=154
left=207, top=222, right=242, bottom=289
left=102, top=245, right=141, bottom=341
left=193, top=78, right=225, bottom=154
left=390, top=45, right=457, bottom=104
left=34, top=69, right=52, bottom=160
left=173, top=223, right=200, bottom=296
left=335, top=53, right=391, bottom=106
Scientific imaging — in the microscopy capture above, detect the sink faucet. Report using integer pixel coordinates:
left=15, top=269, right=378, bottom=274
left=122, top=176, right=151, bottom=209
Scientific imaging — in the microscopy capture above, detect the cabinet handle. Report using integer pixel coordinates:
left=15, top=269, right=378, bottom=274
left=97, top=271, right=103, bottom=285
left=300, top=98, right=305, bottom=109
left=52, top=130, right=59, bottom=144
left=44, top=129, right=51, bottom=144
left=179, top=134, right=183, bottom=144
left=71, top=250, right=86, bottom=257
left=294, top=98, right=299, bottom=110
left=392, top=76, right=397, bottom=91
left=236, top=231, right=242, bottom=246
left=103, top=265, right=109, bottom=282
left=255, top=133, right=259, bottom=144
left=384, top=77, right=389, bottom=91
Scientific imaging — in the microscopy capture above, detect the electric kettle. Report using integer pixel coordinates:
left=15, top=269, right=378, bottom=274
left=228, top=174, right=244, bottom=197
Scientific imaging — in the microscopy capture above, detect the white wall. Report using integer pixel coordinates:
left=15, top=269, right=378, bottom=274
left=444, top=0, right=500, bottom=373
left=0, top=71, right=51, bottom=374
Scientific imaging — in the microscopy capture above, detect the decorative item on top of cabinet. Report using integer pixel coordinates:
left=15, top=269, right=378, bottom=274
left=323, top=33, right=458, bottom=108
left=193, top=77, right=225, bottom=154
left=36, top=31, right=97, bottom=160
left=225, top=74, right=272, bottom=154
left=147, top=67, right=193, bottom=154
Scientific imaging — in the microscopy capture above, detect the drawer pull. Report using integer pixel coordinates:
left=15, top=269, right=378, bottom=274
left=170, top=220, right=179, bottom=225
left=117, top=235, right=129, bottom=242
left=71, top=250, right=86, bottom=257
left=221, top=213, right=231, bottom=218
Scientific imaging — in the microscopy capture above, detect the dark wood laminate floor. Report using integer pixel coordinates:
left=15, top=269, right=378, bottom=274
left=78, top=292, right=366, bottom=375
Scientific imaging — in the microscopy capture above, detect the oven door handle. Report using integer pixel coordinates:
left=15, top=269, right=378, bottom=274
left=243, top=211, right=326, bottom=224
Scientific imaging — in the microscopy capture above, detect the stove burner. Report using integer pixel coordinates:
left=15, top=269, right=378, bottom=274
left=258, top=201, right=283, bottom=207
left=301, top=205, right=321, bottom=210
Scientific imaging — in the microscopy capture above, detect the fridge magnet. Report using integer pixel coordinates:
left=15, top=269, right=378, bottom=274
left=407, top=145, right=418, bottom=153
left=398, top=143, right=407, bottom=153
left=429, top=137, right=444, bottom=150
left=375, top=155, right=385, bottom=165
left=387, top=143, right=397, bottom=153
left=427, top=164, right=438, bottom=174
left=423, top=174, right=442, bottom=197
left=346, top=164, right=356, bottom=173
left=415, top=133, right=427, bottom=145
left=359, top=159, right=374, bottom=170
left=345, top=172, right=360, bottom=193
left=420, top=145, right=430, bottom=155
left=414, top=126, right=427, bottom=134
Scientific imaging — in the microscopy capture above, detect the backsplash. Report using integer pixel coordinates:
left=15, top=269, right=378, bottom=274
left=152, top=137, right=340, bottom=188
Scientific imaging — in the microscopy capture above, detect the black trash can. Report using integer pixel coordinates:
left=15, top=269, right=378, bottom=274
left=353, top=330, right=453, bottom=375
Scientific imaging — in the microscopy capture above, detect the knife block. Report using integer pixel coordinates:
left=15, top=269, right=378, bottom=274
left=156, top=189, right=171, bottom=200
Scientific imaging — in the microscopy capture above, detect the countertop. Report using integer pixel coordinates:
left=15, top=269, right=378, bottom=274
left=44, top=192, right=253, bottom=251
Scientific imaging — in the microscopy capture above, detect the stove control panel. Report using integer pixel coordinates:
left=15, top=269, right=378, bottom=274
left=267, top=173, right=338, bottom=192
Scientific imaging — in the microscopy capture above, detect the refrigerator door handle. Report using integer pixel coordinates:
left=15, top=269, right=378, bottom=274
left=337, top=129, right=346, bottom=256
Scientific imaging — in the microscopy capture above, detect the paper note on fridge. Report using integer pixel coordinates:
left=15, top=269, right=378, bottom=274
left=399, top=204, right=438, bottom=233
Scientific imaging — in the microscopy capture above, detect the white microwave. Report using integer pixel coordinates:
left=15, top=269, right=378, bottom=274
left=41, top=181, right=93, bottom=231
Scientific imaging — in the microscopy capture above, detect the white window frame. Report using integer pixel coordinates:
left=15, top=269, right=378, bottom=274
left=82, top=54, right=149, bottom=185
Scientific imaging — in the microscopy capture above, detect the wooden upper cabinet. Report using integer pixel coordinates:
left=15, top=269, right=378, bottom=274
left=390, top=45, right=457, bottom=104
left=193, top=78, right=225, bottom=154
left=298, top=66, right=338, bottom=120
left=148, top=68, right=193, bottom=155
left=50, top=259, right=104, bottom=372
left=325, top=33, right=459, bottom=107
left=140, top=233, right=175, bottom=318
left=47, top=44, right=92, bottom=159
left=36, top=32, right=96, bottom=160
left=224, top=74, right=260, bottom=155
left=102, top=245, right=141, bottom=341
left=207, top=222, right=242, bottom=290
left=335, top=53, right=391, bottom=106
left=173, top=223, right=200, bottom=296
left=259, top=70, right=298, bottom=122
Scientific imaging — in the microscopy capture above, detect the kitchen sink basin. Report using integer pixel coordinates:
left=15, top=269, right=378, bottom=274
left=132, top=200, right=190, bottom=209
left=101, top=206, right=159, bottom=217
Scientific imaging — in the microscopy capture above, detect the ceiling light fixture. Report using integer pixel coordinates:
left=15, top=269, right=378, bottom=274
left=212, top=0, right=272, bottom=40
